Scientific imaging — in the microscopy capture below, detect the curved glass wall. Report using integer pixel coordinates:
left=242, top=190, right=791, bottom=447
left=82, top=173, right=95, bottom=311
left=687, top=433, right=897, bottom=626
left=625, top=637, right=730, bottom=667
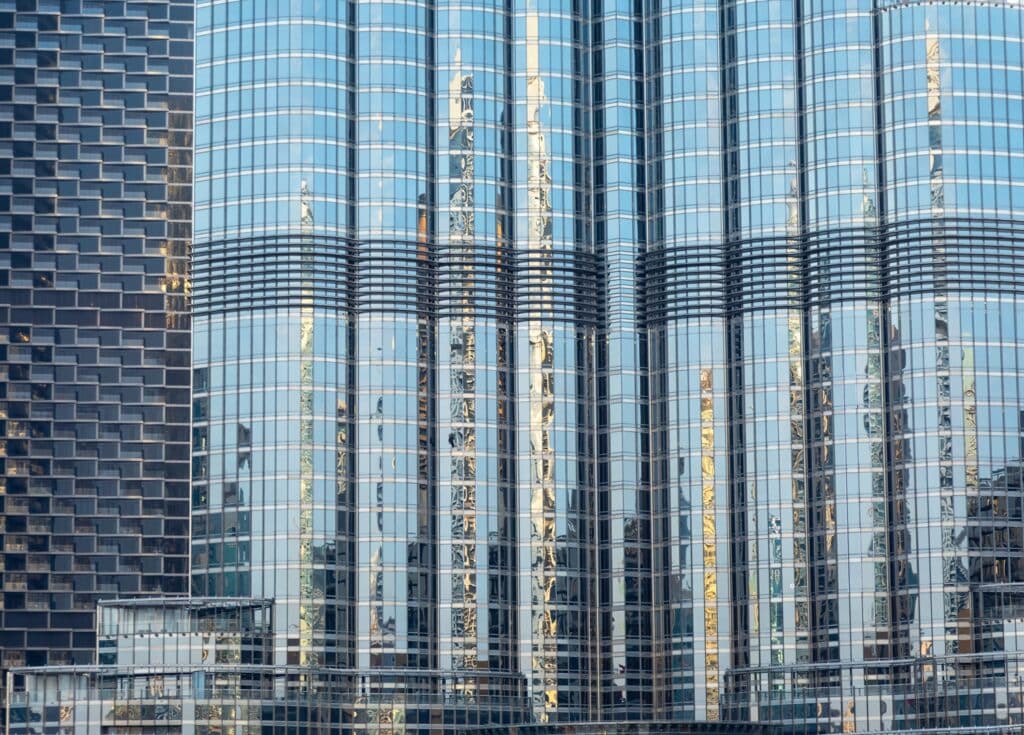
left=193, top=0, right=355, bottom=667
left=593, top=0, right=652, bottom=720
left=879, top=2, right=1024, bottom=719
left=187, top=0, right=1024, bottom=730
left=643, top=0, right=1024, bottom=729
left=791, top=0, right=887, bottom=715
left=645, top=0, right=729, bottom=721
left=354, top=0, right=435, bottom=673
left=434, top=0, right=517, bottom=681
left=512, top=0, right=596, bottom=721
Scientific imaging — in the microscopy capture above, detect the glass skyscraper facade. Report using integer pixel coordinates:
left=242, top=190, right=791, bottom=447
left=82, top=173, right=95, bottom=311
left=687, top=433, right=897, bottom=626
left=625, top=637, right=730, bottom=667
left=6, top=0, right=1024, bottom=732
left=0, top=0, right=192, bottom=695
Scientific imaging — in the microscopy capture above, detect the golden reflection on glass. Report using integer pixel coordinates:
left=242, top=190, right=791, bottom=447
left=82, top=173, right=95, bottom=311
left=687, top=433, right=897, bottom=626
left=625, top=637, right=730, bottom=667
left=526, top=12, right=553, bottom=310
left=842, top=699, right=856, bottom=732
left=162, top=248, right=188, bottom=329
left=699, top=367, right=719, bottom=719
left=337, top=397, right=349, bottom=499
left=963, top=346, right=978, bottom=493
left=925, top=25, right=945, bottom=214
left=298, top=179, right=321, bottom=665
left=924, top=34, right=949, bottom=646
left=515, top=181, right=563, bottom=705
left=162, top=140, right=189, bottom=329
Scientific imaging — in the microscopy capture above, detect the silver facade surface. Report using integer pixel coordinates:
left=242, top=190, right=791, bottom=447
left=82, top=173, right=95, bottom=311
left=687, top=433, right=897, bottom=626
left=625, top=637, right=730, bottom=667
left=181, top=0, right=1024, bottom=732
left=0, top=0, right=192, bottom=694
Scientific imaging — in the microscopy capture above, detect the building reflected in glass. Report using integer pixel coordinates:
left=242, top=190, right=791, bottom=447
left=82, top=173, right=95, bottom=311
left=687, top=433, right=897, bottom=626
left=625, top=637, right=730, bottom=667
left=7, top=0, right=1024, bottom=732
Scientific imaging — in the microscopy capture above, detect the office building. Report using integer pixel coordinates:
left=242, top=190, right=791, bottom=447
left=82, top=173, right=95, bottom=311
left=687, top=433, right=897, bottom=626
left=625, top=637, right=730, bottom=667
left=7, top=0, right=1024, bottom=732
left=0, top=0, right=192, bottom=695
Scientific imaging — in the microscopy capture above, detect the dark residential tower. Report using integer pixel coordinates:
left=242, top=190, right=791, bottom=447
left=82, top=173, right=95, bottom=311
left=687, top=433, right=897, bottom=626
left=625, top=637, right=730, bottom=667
left=0, top=0, right=192, bottom=692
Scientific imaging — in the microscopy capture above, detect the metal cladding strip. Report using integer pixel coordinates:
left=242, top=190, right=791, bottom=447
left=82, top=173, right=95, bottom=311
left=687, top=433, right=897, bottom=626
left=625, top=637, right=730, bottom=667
left=642, top=217, right=1024, bottom=323
left=194, top=235, right=601, bottom=324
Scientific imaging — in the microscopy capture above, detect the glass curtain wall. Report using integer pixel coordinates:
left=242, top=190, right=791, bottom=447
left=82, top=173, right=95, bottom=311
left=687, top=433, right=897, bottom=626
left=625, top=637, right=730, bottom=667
left=354, top=0, right=436, bottom=671
left=647, top=0, right=1024, bottom=729
left=722, top=0, right=811, bottom=707
left=193, top=0, right=355, bottom=666
left=645, top=0, right=729, bottom=723
left=189, top=0, right=1024, bottom=730
left=880, top=1, right=1024, bottom=722
left=593, top=0, right=653, bottom=720
left=434, top=0, right=517, bottom=680
left=512, top=0, right=597, bottom=722
left=799, top=0, right=889, bottom=718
